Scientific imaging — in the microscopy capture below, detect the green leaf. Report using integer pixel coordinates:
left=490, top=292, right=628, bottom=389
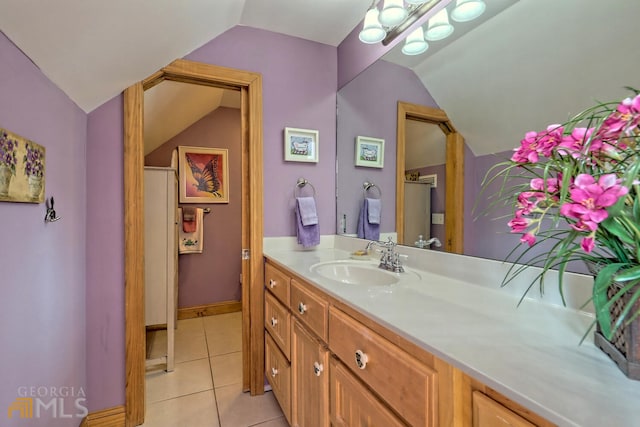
left=614, top=265, right=640, bottom=282
left=600, top=217, right=635, bottom=245
left=593, top=263, right=625, bottom=339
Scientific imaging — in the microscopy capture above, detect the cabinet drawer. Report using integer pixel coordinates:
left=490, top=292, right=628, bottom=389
left=265, top=262, right=290, bottom=305
left=266, top=333, right=292, bottom=425
left=473, top=392, right=536, bottom=427
left=290, top=279, right=328, bottom=341
left=265, top=291, right=291, bottom=358
left=329, top=307, right=437, bottom=427
left=330, top=357, right=407, bottom=427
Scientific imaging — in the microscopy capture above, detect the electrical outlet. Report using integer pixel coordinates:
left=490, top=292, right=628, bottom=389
left=432, top=213, right=445, bottom=225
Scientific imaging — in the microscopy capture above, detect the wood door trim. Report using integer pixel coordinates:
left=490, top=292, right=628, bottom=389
left=396, top=101, right=464, bottom=253
left=124, top=59, right=264, bottom=426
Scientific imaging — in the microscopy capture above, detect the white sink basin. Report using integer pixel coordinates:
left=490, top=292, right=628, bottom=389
left=310, top=260, right=405, bottom=286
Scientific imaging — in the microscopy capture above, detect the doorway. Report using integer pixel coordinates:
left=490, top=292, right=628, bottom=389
left=124, top=59, right=264, bottom=426
left=395, top=101, right=464, bottom=253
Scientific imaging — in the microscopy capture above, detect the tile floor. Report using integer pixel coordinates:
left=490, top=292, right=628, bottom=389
left=143, top=312, right=287, bottom=427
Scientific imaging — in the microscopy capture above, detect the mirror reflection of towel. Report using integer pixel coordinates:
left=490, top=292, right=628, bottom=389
left=357, top=198, right=380, bottom=240
left=295, top=197, right=320, bottom=248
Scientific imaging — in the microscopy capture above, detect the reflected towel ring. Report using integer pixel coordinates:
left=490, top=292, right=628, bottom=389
left=363, top=181, right=381, bottom=199
left=294, top=177, right=316, bottom=198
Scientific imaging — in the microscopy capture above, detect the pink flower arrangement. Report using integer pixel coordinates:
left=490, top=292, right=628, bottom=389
left=483, top=90, right=640, bottom=341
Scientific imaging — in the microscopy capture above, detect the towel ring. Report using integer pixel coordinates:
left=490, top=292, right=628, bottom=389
left=363, top=181, right=381, bottom=199
left=294, top=177, right=316, bottom=198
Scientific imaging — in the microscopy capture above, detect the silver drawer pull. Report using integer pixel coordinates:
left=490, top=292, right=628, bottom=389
left=313, top=361, right=324, bottom=376
left=298, top=302, right=307, bottom=314
left=271, top=367, right=278, bottom=377
left=355, top=350, right=369, bottom=370
left=269, top=279, right=277, bottom=288
left=270, top=317, right=278, bottom=327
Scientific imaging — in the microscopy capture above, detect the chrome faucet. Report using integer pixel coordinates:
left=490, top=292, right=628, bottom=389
left=415, top=235, right=442, bottom=248
left=366, top=237, right=405, bottom=273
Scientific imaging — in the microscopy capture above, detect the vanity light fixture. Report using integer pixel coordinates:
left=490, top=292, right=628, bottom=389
left=450, top=0, right=486, bottom=22
left=358, top=0, right=441, bottom=46
left=401, top=26, right=429, bottom=55
left=425, top=8, right=454, bottom=41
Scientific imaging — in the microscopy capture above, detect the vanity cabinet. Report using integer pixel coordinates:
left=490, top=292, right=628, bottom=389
left=263, top=258, right=555, bottom=427
left=472, top=392, right=536, bottom=427
left=462, top=375, right=556, bottom=427
left=329, top=307, right=437, bottom=427
left=265, top=333, right=291, bottom=420
left=290, top=279, right=329, bottom=340
left=265, top=292, right=291, bottom=356
left=291, top=319, right=329, bottom=427
left=330, top=357, right=406, bottom=427
left=264, top=263, right=293, bottom=424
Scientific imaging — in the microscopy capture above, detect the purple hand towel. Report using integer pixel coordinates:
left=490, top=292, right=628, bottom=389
left=366, top=198, right=381, bottom=224
left=356, top=198, right=380, bottom=240
left=295, top=197, right=320, bottom=248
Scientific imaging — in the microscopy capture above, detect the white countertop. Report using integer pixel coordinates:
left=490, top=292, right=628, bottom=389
left=263, top=237, right=640, bottom=427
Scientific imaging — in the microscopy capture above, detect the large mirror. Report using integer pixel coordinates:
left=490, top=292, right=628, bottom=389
left=336, top=0, right=640, bottom=261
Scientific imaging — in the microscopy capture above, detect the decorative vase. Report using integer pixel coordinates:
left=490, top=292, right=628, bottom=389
left=586, top=261, right=640, bottom=380
left=28, top=175, right=43, bottom=200
left=0, top=164, right=12, bottom=197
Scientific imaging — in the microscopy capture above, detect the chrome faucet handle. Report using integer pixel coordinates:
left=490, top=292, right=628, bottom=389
left=390, top=252, right=407, bottom=273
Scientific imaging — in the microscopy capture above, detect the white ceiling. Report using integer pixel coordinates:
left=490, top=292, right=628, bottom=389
left=405, top=120, right=446, bottom=169
left=143, top=83, right=240, bottom=156
left=406, top=0, right=640, bottom=155
left=2, top=0, right=638, bottom=155
left=0, top=0, right=370, bottom=112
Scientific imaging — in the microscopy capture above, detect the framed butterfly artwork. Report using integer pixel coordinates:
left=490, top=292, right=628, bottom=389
left=178, top=146, right=229, bottom=203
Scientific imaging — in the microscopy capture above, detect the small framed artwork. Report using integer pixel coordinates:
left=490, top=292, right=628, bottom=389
left=178, top=146, right=229, bottom=203
left=284, top=127, right=319, bottom=163
left=355, top=136, right=384, bottom=168
left=0, top=128, right=45, bottom=204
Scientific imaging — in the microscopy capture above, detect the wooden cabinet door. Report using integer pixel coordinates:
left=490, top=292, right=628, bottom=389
left=330, top=358, right=406, bottom=427
left=473, top=392, right=537, bottom=427
left=291, top=319, right=329, bottom=427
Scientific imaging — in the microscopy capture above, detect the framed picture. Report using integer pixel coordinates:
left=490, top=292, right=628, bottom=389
left=355, top=136, right=384, bottom=168
left=284, top=127, right=319, bottom=163
left=178, top=146, right=229, bottom=203
left=0, top=128, right=45, bottom=204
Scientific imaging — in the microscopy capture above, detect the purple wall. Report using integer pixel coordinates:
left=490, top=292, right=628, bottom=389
left=145, top=107, right=242, bottom=307
left=86, top=96, right=125, bottom=411
left=464, top=150, right=515, bottom=261
left=464, top=149, right=589, bottom=274
left=186, top=26, right=337, bottom=238
left=0, top=32, right=88, bottom=425
left=336, top=60, right=439, bottom=235
left=84, top=25, right=339, bottom=411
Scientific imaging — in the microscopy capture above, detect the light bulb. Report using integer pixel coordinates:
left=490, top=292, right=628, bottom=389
left=359, top=8, right=386, bottom=44
left=379, top=0, right=408, bottom=27
left=402, top=26, right=429, bottom=56
left=451, top=0, right=486, bottom=22
left=425, top=8, right=454, bottom=41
